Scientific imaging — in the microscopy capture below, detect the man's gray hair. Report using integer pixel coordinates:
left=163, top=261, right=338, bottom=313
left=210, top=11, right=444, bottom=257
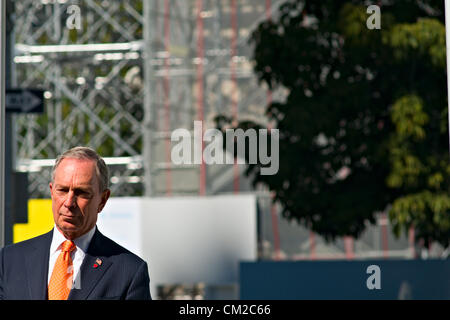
left=51, top=146, right=110, bottom=192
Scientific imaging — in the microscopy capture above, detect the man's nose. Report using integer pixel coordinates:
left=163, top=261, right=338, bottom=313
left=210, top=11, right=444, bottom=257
left=63, top=191, right=77, bottom=208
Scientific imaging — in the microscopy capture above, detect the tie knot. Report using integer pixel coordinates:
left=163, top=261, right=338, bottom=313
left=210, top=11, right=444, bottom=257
left=61, top=240, right=76, bottom=253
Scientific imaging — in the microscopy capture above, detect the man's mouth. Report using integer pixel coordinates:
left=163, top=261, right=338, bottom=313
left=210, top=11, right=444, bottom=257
left=60, top=213, right=78, bottom=220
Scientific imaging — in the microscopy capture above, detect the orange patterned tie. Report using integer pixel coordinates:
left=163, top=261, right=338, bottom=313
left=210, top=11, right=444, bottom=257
left=48, top=240, right=76, bottom=300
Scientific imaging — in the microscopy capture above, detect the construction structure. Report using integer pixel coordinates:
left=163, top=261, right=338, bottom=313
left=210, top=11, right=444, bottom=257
left=13, top=0, right=284, bottom=198
left=9, top=0, right=445, bottom=272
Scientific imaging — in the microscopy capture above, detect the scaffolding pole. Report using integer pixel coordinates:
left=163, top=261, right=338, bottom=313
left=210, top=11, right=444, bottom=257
left=0, top=0, right=5, bottom=247
left=143, top=0, right=157, bottom=197
left=196, top=0, right=206, bottom=195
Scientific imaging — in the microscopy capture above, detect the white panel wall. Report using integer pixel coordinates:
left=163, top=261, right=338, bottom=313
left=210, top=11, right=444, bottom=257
left=97, top=194, right=257, bottom=299
left=97, top=197, right=143, bottom=258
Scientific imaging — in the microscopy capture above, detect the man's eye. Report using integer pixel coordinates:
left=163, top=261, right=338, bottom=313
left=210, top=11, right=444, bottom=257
left=77, top=190, right=92, bottom=197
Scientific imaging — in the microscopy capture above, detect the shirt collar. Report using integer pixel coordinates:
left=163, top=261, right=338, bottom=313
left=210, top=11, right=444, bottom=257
left=50, top=225, right=96, bottom=255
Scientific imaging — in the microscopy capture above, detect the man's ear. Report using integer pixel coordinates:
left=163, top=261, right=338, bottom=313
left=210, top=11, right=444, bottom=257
left=49, top=182, right=53, bottom=194
left=98, top=189, right=111, bottom=213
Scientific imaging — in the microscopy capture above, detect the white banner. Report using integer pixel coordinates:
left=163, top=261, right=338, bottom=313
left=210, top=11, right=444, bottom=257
left=98, top=194, right=257, bottom=299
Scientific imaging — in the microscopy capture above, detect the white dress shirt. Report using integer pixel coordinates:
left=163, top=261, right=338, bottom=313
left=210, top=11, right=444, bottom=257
left=48, top=225, right=96, bottom=289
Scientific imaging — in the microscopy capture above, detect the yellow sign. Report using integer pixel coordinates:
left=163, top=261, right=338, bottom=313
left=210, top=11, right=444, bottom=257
left=13, top=199, right=53, bottom=243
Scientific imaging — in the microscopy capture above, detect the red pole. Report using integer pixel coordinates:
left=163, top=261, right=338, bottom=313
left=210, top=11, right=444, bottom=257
left=265, top=0, right=280, bottom=260
left=230, top=0, right=239, bottom=193
left=265, top=0, right=272, bottom=20
left=270, top=201, right=281, bottom=260
left=265, top=0, right=273, bottom=119
left=381, top=213, right=389, bottom=258
left=163, top=0, right=172, bottom=196
left=309, top=230, right=316, bottom=260
left=196, top=0, right=206, bottom=195
left=344, top=236, right=354, bottom=260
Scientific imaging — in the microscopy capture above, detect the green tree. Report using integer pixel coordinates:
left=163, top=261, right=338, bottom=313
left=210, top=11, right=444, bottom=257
left=219, top=0, right=450, bottom=247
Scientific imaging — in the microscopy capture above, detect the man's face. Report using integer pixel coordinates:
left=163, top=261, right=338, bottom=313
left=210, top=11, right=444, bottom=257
left=49, top=158, right=110, bottom=240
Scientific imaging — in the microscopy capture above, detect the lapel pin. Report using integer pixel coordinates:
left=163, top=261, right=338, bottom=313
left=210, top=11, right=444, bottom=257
left=93, top=258, right=102, bottom=268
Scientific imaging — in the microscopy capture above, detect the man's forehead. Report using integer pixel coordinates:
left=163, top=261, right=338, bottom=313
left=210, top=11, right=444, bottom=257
left=53, top=180, right=93, bottom=187
left=58, top=157, right=96, bottom=166
left=54, top=158, right=97, bottom=180
left=56, top=158, right=95, bottom=170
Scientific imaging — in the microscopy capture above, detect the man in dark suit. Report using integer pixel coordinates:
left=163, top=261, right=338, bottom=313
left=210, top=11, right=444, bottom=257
left=0, top=146, right=151, bottom=300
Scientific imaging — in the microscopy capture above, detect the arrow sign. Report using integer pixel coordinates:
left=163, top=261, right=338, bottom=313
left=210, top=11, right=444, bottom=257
left=5, top=89, right=44, bottom=113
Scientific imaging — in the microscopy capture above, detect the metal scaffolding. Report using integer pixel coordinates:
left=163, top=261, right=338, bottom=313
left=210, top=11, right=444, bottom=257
left=13, top=0, right=285, bottom=198
left=14, top=0, right=146, bottom=197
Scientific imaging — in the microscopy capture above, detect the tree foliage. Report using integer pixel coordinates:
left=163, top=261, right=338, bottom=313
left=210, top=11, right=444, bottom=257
left=219, top=0, right=449, bottom=246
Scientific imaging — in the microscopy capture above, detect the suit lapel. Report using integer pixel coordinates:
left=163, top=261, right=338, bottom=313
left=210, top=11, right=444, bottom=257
left=68, top=229, right=113, bottom=300
left=24, top=230, right=52, bottom=300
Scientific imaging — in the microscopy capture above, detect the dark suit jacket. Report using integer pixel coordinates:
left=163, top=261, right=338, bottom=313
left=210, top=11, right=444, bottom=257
left=0, top=227, right=151, bottom=300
